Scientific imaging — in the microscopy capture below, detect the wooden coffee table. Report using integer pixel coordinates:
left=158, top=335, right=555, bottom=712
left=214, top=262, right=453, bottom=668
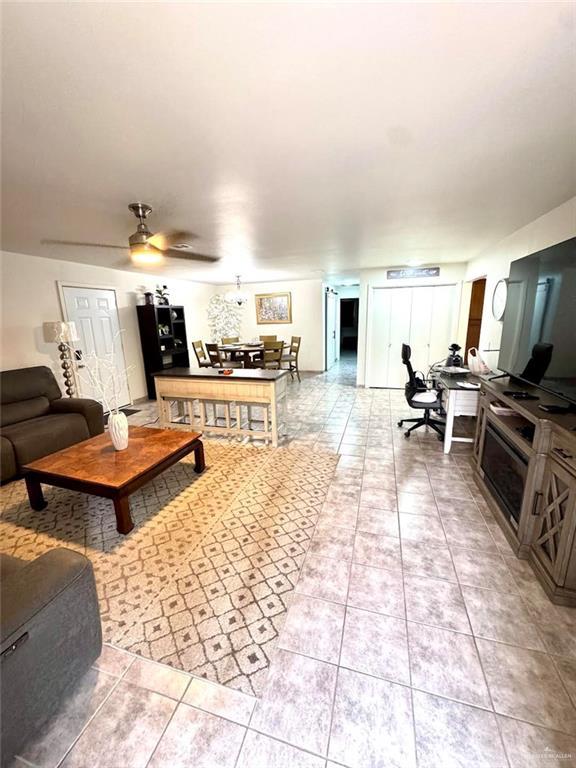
left=22, top=426, right=205, bottom=535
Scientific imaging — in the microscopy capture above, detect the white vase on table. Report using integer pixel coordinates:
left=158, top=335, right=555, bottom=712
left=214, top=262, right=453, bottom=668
left=108, top=411, right=129, bottom=451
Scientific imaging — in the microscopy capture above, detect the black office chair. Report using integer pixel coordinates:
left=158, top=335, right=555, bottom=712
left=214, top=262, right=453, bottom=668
left=397, top=344, right=445, bottom=440
left=521, top=343, right=553, bottom=385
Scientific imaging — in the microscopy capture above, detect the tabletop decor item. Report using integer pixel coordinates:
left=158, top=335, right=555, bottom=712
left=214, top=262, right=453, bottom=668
left=43, top=321, right=80, bottom=396
left=108, top=410, right=129, bottom=451
left=155, top=285, right=170, bottom=306
left=255, top=292, right=292, bottom=324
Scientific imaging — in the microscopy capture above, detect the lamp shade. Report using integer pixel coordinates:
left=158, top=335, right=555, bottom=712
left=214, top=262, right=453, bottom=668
left=43, top=321, right=79, bottom=344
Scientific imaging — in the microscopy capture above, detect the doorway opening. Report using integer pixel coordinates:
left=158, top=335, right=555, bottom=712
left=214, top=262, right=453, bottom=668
left=340, top=298, right=359, bottom=354
left=325, top=284, right=359, bottom=377
left=325, top=287, right=339, bottom=371
left=465, top=278, right=487, bottom=357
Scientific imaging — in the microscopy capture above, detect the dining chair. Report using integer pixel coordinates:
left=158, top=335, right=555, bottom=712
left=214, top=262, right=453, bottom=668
left=192, top=340, right=211, bottom=368
left=281, top=336, right=302, bottom=382
left=221, top=336, right=240, bottom=362
left=255, top=340, right=284, bottom=370
left=205, top=343, right=242, bottom=368
left=259, top=335, right=277, bottom=342
left=202, top=344, right=241, bottom=428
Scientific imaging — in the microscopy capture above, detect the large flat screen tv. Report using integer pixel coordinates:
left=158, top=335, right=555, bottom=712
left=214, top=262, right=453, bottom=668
left=498, top=237, right=576, bottom=405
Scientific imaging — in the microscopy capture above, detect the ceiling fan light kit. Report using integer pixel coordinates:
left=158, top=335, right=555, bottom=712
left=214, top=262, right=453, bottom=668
left=130, top=243, right=165, bottom=266
left=42, top=202, right=220, bottom=267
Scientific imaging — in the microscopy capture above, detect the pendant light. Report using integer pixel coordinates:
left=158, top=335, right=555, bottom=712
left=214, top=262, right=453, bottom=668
left=225, top=275, right=248, bottom=306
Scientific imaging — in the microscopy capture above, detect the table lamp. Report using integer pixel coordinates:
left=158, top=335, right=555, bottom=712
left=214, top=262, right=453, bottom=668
left=43, top=321, right=79, bottom=396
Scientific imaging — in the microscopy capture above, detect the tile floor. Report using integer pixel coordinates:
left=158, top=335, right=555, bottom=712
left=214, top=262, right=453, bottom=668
left=9, top=355, right=576, bottom=767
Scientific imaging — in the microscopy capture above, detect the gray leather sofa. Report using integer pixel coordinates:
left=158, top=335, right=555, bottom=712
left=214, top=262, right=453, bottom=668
left=0, top=366, right=104, bottom=482
left=0, top=549, right=102, bottom=766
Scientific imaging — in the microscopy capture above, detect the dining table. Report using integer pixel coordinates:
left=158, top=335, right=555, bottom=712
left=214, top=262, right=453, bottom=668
left=218, top=342, right=265, bottom=367
left=218, top=341, right=289, bottom=368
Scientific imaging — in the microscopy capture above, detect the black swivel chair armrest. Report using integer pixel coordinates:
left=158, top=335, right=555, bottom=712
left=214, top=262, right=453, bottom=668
left=50, top=397, right=105, bottom=436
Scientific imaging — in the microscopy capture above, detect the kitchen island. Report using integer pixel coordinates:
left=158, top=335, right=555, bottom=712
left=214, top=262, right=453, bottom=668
left=154, top=367, right=289, bottom=447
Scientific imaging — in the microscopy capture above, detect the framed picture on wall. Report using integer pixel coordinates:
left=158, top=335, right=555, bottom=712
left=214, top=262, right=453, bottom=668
left=255, top=292, right=292, bottom=324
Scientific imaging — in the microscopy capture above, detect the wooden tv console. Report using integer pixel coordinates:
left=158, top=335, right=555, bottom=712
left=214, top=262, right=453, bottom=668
left=473, top=377, right=576, bottom=606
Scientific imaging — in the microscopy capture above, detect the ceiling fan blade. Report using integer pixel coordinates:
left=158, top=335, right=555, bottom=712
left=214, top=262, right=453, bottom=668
left=41, top=238, right=127, bottom=250
left=147, top=230, right=198, bottom=252
left=164, top=249, right=220, bottom=263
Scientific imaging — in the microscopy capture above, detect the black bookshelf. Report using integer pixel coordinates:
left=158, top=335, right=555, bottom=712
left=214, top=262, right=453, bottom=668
left=136, top=304, right=190, bottom=399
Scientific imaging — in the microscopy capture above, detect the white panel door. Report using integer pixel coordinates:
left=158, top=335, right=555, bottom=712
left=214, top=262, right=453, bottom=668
left=367, top=286, right=412, bottom=387
left=62, top=286, right=131, bottom=409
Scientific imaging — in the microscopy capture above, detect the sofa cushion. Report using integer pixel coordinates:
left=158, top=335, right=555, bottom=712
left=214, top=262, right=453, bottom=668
left=1, top=414, right=90, bottom=466
left=0, top=366, right=62, bottom=406
left=1, top=396, right=51, bottom=428
left=0, top=436, right=17, bottom=482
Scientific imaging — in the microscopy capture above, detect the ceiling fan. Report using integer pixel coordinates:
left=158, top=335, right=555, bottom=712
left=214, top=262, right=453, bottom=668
left=42, top=203, right=220, bottom=266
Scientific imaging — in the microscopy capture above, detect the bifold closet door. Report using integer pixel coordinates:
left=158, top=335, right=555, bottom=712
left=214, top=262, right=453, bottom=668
left=366, top=283, right=459, bottom=388
left=408, top=287, right=435, bottom=375
left=409, top=284, right=457, bottom=372
left=429, top=284, right=458, bottom=365
left=366, top=286, right=412, bottom=387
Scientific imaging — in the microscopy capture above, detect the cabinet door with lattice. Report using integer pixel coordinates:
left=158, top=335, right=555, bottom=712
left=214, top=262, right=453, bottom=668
left=532, top=459, right=576, bottom=585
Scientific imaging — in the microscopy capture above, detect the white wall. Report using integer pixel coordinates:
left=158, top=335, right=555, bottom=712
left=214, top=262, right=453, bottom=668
left=0, top=251, right=214, bottom=401
left=220, top=279, right=324, bottom=371
left=357, top=263, right=467, bottom=386
left=461, top=196, right=576, bottom=371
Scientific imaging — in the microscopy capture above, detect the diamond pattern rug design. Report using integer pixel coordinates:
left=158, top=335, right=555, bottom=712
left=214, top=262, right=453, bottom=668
left=0, top=442, right=337, bottom=695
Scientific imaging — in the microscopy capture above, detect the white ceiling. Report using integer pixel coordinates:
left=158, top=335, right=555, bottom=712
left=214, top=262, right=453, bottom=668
left=2, top=2, right=575, bottom=284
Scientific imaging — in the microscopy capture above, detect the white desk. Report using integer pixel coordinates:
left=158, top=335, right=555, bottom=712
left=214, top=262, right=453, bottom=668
left=154, top=367, right=289, bottom=447
left=436, top=375, right=481, bottom=454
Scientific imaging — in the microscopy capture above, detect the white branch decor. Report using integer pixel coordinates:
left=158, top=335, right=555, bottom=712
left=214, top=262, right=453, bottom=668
left=55, top=327, right=134, bottom=450
left=207, top=294, right=242, bottom=342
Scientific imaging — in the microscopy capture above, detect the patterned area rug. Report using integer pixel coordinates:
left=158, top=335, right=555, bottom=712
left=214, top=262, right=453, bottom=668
left=0, top=442, right=338, bottom=695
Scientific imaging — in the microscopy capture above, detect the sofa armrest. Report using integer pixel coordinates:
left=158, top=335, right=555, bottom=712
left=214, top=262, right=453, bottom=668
left=1, top=549, right=98, bottom=647
left=0, top=549, right=102, bottom=763
left=50, top=397, right=104, bottom=436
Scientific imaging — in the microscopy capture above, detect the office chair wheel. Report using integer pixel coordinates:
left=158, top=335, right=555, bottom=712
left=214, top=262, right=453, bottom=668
left=404, top=431, right=411, bottom=438
left=397, top=420, right=403, bottom=427
left=437, top=435, right=443, bottom=442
